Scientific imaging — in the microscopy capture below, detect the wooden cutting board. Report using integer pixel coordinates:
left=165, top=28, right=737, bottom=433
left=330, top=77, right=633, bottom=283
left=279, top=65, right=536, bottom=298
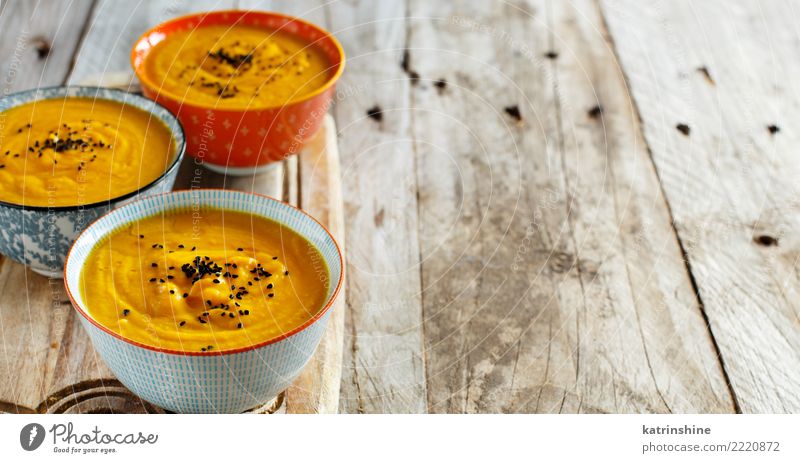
left=0, top=112, right=346, bottom=414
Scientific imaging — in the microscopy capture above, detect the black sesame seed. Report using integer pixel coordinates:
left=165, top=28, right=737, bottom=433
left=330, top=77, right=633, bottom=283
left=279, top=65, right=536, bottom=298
left=229, top=313, right=234, bottom=318
left=122, top=309, right=130, bottom=316
left=213, top=279, right=220, bottom=284
left=237, top=323, right=243, bottom=329
left=267, top=283, right=273, bottom=289
left=183, top=293, right=189, bottom=298
left=179, top=321, right=186, bottom=326
left=149, top=278, right=157, bottom=282
left=237, top=247, right=244, bottom=251
left=268, top=293, right=274, bottom=298
left=244, top=310, right=250, bottom=315
left=169, top=290, right=175, bottom=294
left=151, top=262, right=158, bottom=267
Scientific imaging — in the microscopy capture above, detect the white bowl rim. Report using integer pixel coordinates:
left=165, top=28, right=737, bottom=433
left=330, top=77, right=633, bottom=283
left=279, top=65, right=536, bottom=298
left=63, top=188, right=344, bottom=356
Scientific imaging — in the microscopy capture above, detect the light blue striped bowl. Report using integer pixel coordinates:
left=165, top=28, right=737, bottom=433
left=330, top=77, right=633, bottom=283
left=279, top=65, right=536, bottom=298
left=63, top=189, right=343, bottom=413
left=0, top=86, right=185, bottom=277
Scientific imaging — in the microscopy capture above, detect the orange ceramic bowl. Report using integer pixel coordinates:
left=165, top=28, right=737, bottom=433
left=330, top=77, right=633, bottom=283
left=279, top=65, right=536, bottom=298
left=131, top=10, right=344, bottom=175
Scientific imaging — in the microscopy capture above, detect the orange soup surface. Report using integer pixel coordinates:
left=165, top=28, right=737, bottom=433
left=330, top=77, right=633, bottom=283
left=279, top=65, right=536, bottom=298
left=144, top=24, right=333, bottom=108
left=0, top=97, right=176, bottom=207
left=80, top=209, right=330, bottom=352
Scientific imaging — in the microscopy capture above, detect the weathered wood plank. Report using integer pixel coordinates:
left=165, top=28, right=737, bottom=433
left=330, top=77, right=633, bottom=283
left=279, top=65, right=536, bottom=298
left=603, top=0, right=800, bottom=412
left=546, top=0, right=733, bottom=413
left=409, top=0, right=733, bottom=412
left=286, top=116, right=347, bottom=413
left=0, top=0, right=95, bottom=95
left=327, top=0, right=428, bottom=413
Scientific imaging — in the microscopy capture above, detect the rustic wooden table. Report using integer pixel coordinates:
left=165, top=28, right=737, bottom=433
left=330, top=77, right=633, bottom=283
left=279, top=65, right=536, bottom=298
left=1, top=0, right=797, bottom=414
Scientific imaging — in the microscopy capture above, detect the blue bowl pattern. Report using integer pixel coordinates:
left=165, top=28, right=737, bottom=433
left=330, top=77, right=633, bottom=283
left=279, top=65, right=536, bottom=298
left=0, top=86, right=185, bottom=277
left=64, top=190, right=344, bottom=413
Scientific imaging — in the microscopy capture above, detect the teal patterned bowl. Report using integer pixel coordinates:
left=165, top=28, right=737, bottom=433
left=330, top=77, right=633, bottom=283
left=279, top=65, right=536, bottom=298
left=0, top=86, right=185, bottom=277
left=63, top=189, right=344, bottom=413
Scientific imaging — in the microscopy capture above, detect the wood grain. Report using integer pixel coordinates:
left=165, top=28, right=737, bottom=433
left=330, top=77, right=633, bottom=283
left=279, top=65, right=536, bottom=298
left=327, top=0, right=429, bottom=413
left=603, top=0, right=800, bottom=413
left=408, top=0, right=733, bottom=412
left=0, top=0, right=95, bottom=95
left=286, top=116, right=347, bottom=413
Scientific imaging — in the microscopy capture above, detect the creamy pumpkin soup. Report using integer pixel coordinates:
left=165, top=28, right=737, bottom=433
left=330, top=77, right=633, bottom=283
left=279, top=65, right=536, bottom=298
left=143, top=24, right=333, bottom=108
left=0, top=97, right=175, bottom=207
left=80, top=209, right=329, bottom=352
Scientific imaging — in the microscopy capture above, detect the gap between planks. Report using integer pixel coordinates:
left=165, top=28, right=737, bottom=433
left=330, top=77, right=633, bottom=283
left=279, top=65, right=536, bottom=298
left=593, top=1, right=742, bottom=413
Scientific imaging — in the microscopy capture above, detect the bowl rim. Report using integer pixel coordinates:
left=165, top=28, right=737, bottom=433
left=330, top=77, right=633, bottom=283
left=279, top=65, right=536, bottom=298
left=130, top=9, right=346, bottom=111
left=63, top=188, right=345, bottom=357
left=0, top=85, right=186, bottom=212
